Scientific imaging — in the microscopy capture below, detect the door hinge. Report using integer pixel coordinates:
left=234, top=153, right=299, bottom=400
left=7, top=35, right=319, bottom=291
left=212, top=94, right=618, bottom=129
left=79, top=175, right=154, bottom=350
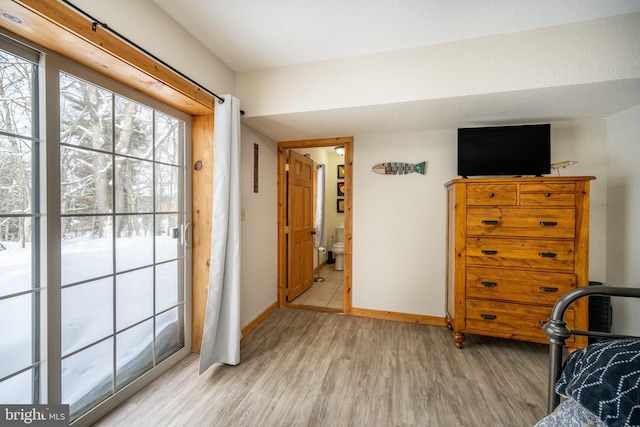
left=285, top=163, right=289, bottom=172
left=285, top=288, right=289, bottom=297
left=285, top=226, right=290, bottom=234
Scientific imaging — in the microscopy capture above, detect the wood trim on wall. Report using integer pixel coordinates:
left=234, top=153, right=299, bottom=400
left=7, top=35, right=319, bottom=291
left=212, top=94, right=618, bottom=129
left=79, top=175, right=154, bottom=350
left=350, top=308, right=449, bottom=327
left=1, top=0, right=214, bottom=115
left=191, top=115, right=214, bottom=352
left=241, top=302, right=279, bottom=338
left=277, top=137, right=354, bottom=314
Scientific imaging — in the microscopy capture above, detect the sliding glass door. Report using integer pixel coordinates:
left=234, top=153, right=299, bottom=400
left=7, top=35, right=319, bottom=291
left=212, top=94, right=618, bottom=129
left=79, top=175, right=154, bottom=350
left=58, top=72, right=188, bottom=420
left=0, top=36, right=191, bottom=424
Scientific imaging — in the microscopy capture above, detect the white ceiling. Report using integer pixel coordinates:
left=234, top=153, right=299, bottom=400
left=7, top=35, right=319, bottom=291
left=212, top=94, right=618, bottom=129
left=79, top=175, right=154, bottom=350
left=153, top=0, right=640, bottom=72
left=153, top=0, right=640, bottom=140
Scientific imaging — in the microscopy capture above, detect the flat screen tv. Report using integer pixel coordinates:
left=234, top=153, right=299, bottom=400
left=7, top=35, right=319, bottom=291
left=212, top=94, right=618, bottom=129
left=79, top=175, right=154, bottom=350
left=457, top=124, right=551, bottom=177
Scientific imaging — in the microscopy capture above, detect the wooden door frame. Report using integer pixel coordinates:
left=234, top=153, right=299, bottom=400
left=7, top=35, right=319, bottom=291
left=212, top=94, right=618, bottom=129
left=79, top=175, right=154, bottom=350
left=277, top=137, right=353, bottom=314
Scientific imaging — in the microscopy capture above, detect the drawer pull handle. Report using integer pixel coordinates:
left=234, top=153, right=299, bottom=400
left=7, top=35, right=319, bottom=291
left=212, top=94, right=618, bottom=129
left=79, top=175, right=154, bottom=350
left=481, top=250, right=498, bottom=255
left=482, top=220, right=498, bottom=225
left=489, top=193, right=495, bottom=197
left=481, top=281, right=497, bottom=287
left=545, top=192, right=552, bottom=197
left=481, top=314, right=497, bottom=320
left=540, top=286, right=559, bottom=292
left=540, top=221, right=558, bottom=227
left=539, top=252, right=557, bottom=258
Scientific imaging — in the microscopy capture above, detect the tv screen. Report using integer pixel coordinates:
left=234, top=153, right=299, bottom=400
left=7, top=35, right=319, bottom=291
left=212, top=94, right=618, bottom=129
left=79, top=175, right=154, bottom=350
left=457, top=124, right=550, bottom=177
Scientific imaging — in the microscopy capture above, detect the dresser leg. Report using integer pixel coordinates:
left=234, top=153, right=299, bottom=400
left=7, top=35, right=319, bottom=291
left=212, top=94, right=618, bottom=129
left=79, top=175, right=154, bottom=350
left=445, top=316, right=453, bottom=331
left=452, top=332, right=465, bottom=349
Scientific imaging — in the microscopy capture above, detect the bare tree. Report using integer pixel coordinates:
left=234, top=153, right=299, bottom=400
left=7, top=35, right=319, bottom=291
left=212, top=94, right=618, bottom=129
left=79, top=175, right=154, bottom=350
left=0, top=51, right=34, bottom=248
left=59, top=73, right=113, bottom=239
left=114, top=97, right=152, bottom=237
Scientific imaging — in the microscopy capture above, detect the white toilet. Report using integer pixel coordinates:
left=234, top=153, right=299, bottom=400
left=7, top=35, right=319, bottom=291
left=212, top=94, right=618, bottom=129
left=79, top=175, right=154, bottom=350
left=331, top=224, right=345, bottom=271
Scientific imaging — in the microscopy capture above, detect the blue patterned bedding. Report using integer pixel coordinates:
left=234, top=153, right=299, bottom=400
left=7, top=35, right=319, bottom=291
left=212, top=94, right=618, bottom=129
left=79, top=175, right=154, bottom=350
left=535, top=398, right=607, bottom=427
left=536, top=339, right=640, bottom=427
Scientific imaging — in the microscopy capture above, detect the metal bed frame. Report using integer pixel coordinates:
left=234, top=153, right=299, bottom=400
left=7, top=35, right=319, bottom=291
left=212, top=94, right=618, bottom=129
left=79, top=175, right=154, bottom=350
left=543, top=285, right=640, bottom=414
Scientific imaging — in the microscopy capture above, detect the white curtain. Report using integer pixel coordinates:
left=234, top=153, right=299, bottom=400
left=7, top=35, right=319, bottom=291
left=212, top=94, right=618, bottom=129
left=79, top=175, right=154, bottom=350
left=314, top=164, right=325, bottom=248
left=199, top=94, right=242, bottom=374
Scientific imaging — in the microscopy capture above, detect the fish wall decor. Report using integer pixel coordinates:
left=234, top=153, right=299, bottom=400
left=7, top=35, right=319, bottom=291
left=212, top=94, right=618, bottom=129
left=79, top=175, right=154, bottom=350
left=371, top=161, right=427, bottom=175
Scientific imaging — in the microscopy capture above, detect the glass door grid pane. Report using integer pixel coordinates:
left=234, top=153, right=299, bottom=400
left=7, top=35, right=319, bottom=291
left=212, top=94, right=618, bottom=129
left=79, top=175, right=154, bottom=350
left=59, top=73, right=186, bottom=421
left=0, top=45, right=42, bottom=405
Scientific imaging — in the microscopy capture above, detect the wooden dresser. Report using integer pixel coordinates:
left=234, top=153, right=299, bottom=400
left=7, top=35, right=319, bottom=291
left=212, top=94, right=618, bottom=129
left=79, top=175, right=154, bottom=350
left=445, top=176, right=594, bottom=349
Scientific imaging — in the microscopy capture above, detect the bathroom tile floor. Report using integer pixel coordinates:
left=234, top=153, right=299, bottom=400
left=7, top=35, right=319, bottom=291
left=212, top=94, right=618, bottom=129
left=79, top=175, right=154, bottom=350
left=290, top=263, right=343, bottom=309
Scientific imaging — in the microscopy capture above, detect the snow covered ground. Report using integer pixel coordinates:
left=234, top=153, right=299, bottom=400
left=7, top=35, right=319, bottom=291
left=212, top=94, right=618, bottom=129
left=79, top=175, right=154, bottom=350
left=0, top=232, right=185, bottom=412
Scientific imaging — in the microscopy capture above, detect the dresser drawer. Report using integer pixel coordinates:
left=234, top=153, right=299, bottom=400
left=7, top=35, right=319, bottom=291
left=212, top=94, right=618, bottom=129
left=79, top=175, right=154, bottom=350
left=467, top=207, right=575, bottom=238
left=466, top=237, right=575, bottom=271
left=467, top=184, right=517, bottom=206
left=520, top=183, right=575, bottom=206
left=466, top=267, right=576, bottom=305
left=465, top=299, right=576, bottom=343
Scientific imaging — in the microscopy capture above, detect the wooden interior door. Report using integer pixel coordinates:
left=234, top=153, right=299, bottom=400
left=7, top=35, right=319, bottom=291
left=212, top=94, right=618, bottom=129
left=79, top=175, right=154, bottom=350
left=287, top=150, right=315, bottom=301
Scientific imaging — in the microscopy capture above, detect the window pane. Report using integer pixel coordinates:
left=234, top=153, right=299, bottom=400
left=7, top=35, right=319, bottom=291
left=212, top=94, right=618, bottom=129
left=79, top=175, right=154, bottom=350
left=54, top=65, right=188, bottom=420
left=62, top=278, right=113, bottom=356
left=61, top=216, right=113, bottom=285
left=155, top=308, right=182, bottom=363
left=0, top=136, right=32, bottom=215
left=0, top=45, right=38, bottom=406
left=0, top=50, right=34, bottom=137
left=155, top=112, right=181, bottom=165
left=60, top=73, right=113, bottom=152
left=61, top=146, right=113, bottom=215
left=116, top=319, right=153, bottom=391
left=116, top=268, right=153, bottom=331
left=156, top=261, right=179, bottom=313
left=62, top=339, right=113, bottom=421
left=0, top=370, right=33, bottom=404
left=114, top=157, right=153, bottom=213
left=155, top=164, right=180, bottom=212
left=155, top=214, right=180, bottom=263
left=0, top=293, right=32, bottom=379
left=0, top=217, right=33, bottom=297
left=115, top=215, right=153, bottom=272
left=115, top=96, right=152, bottom=160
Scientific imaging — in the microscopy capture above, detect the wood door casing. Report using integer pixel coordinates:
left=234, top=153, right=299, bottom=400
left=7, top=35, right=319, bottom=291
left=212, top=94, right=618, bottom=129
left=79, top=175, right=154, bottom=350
left=287, top=150, right=315, bottom=301
left=276, top=137, right=353, bottom=315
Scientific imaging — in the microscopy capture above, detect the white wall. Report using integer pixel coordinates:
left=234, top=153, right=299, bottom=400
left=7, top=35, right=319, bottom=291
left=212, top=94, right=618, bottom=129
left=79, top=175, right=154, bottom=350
left=606, top=105, right=640, bottom=335
left=550, top=120, right=608, bottom=282
left=351, top=120, right=608, bottom=317
left=72, top=0, right=235, bottom=95
left=353, top=130, right=455, bottom=316
left=237, top=13, right=640, bottom=117
left=239, top=125, right=278, bottom=328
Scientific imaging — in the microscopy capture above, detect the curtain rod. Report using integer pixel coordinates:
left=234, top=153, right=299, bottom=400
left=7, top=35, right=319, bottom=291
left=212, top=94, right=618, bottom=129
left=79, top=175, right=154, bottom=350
left=60, top=0, right=245, bottom=114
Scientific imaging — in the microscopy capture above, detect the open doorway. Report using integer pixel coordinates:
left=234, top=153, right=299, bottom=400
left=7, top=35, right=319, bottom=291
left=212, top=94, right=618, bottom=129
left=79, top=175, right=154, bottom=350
left=287, top=147, right=344, bottom=310
left=276, top=137, right=353, bottom=315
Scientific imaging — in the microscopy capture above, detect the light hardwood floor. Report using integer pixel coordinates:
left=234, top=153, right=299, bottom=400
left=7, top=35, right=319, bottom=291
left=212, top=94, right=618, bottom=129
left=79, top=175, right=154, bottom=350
left=95, top=307, right=550, bottom=426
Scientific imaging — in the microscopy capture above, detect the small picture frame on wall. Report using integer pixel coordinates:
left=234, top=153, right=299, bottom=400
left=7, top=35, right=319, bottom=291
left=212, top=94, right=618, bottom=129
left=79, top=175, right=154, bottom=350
left=337, top=164, right=345, bottom=179
left=337, top=199, right=345, bottom=213
left=337, top=182, right=345, bottom=197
